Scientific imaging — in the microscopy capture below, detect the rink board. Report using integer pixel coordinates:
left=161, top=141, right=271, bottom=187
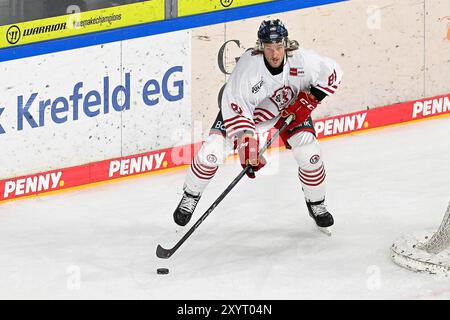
left=178, top=0, right=272, bottom=16
left=0, top=0, right=449, bottom=202
left=0, top=30, right=192, bottom=181
left=0, top=93, right=449, bottom=202
left=0, top=1, right=165, bottom=49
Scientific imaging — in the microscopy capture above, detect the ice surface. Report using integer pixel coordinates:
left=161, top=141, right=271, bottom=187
left=0, top=117, right=449, bottom=299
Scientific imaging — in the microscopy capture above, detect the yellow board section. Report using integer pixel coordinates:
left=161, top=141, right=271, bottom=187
left=0, top=0, right=164, bottom=48
left=178, top=0, right=273, bottom=17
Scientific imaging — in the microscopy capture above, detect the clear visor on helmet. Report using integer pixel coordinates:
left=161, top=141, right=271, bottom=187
left=260, top=37, right=288, bottom=48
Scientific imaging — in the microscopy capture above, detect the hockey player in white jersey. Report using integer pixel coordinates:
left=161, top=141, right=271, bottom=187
left=172, top=19, right=343, bottom=232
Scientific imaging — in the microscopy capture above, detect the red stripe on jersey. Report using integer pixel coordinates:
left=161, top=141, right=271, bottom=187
left=224, top=121, right=255, bottom=132
left=228, top=123, right=255, bottom=131
left=253, top=112, right=272, bottom=121
left=224, top=114, right=250, bottom=123
left=225, top=120, right=255, bottom=132
left=226, top=125, right=256, bottom=137
left=224, top=117, right=254, bottom=129
left=227, top=125, right=256, bottom=137
left=316, top=84, right=335, bottom=95
left=255, top=108, right=275, bottom=117
left=224, top=115, right=242, bottom=123
left=254, top=116, right=265, bottom=124
left=254, top=108, right=276, bottom=119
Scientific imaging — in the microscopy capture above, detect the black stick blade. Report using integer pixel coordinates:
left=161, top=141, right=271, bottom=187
left=156, top=244, right=172, bottom=259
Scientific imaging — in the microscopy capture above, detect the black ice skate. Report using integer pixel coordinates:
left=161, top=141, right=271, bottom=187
left=306, top=199, right=334, bottom=236
left=173, top=190, right=201, bottom=226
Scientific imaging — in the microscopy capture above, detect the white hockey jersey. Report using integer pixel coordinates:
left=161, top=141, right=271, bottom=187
left=221, top=48, right=343, bottom=139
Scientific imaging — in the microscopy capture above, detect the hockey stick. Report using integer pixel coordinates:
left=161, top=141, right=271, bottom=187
left=156, top=114, right=295, bottom=259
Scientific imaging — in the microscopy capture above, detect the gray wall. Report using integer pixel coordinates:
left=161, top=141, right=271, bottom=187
left=189, top=0, right=450, bottom=137
left=0, top=0, right=147, bottom=25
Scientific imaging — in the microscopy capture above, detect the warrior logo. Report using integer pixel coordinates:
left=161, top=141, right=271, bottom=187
left=6, top=22, right=67, bottom=45
left=221, top=0, right=233, bottom=7
left=270, top=86, right=294, bottom=111
left=6, top=25, right=21, bottom=45
left=310, top=154, right=320, bottom=164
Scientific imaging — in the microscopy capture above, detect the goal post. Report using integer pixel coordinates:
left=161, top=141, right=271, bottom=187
left=391, top=202, right=450, bottom=275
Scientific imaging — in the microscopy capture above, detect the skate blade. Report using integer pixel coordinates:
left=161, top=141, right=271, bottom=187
left=317, top=226, right=332, bottom=236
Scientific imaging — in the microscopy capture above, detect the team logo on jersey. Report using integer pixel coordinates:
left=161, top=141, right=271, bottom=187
left=270, top=86, right=294, bottom=111
left=289, top=67, right=305, bottom=77
left=310, top=154, right=320, bottom=164
left=207, top=154, right=218, bottom=164
left=252, top=79, right=264, bottom=94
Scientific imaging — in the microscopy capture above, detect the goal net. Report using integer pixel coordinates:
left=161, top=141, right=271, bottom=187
left=391, top=202, right=450, bottom=275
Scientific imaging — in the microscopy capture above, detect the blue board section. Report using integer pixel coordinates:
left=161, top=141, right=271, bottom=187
left=0, top=0, right=347, bottom=62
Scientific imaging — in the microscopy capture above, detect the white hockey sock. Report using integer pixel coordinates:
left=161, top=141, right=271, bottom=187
left=184, top=155, right=218, bottom=195
left=298, top=162, right=326, bottom=202
left=183, top=133, right=232, bottom=195
left=289, top=132, right=326, bottom=202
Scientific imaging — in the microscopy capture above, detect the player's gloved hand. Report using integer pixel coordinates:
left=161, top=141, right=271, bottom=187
left=275, top=91, right=320, bottom=129
left=236, top=133, right=266, bottom=179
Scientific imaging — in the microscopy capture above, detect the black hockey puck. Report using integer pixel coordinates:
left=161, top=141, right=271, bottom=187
left=157, top=268, right=169, bottom=275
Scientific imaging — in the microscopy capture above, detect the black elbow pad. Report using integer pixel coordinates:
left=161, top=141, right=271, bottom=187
left=310, top=86, right=328, bottom=102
